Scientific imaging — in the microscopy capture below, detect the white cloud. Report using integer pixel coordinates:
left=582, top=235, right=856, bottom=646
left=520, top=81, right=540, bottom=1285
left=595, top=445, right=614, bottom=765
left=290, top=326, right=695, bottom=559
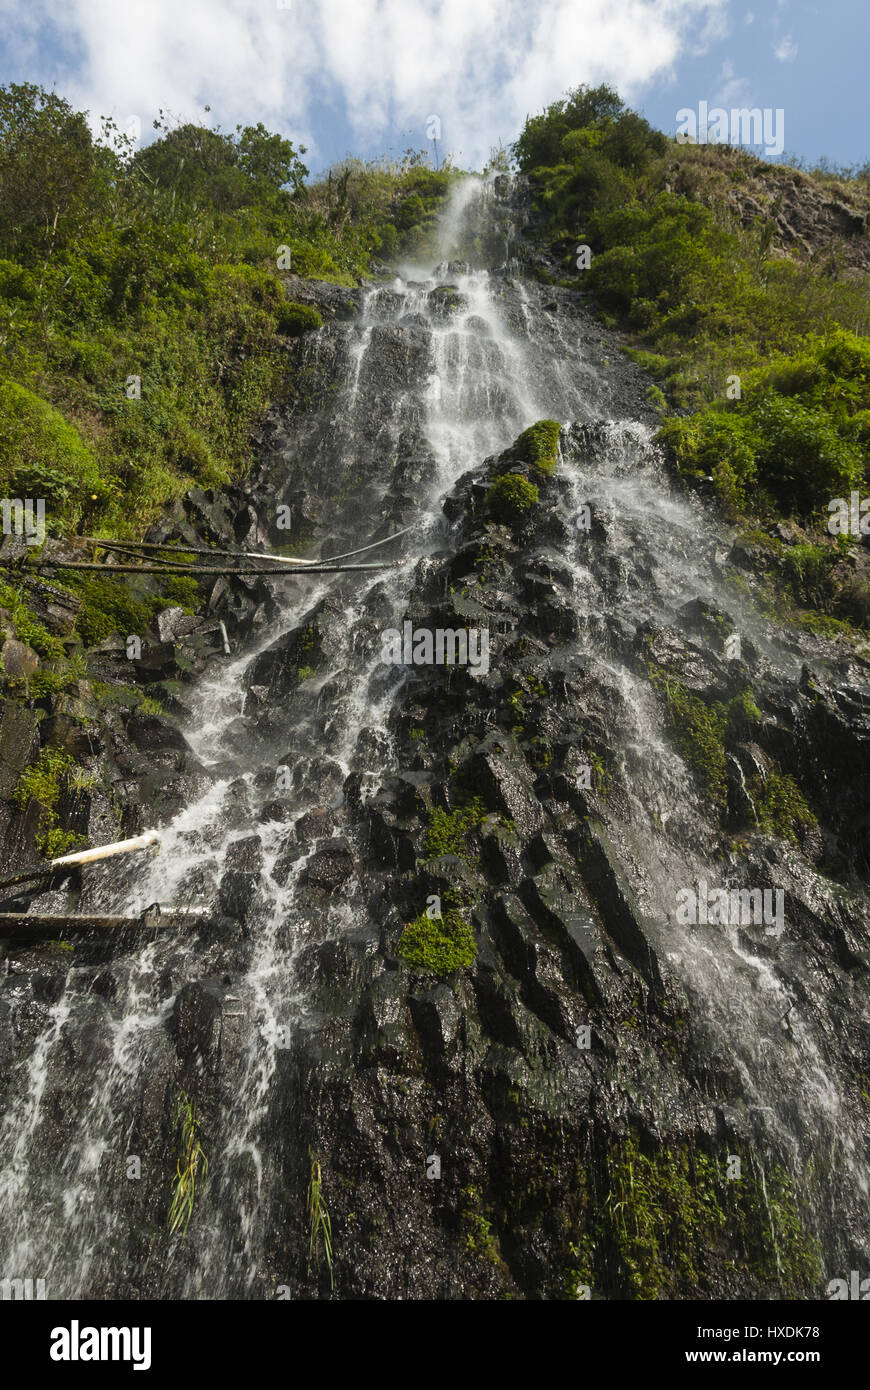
left=712, top=58, right=752, bottom=109
left=744, top=10, right=755, bottom=23
left=0, top=0, right=730, bottom=168
left=774, top=35, right=798, bottom=61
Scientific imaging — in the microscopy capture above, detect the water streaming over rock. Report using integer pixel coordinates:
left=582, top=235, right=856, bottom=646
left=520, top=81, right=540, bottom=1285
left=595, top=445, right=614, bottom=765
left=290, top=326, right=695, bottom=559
left=1, top=175, right=868, bottom=1299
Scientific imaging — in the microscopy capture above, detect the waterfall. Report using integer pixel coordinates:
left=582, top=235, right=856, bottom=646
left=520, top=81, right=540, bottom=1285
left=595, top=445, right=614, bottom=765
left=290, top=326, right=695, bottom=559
left=1, top=175, right=867, bottom=1299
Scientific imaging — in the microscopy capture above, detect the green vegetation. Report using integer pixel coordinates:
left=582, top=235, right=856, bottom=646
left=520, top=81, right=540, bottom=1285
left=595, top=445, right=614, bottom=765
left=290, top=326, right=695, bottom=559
left=0, top=84, right=457, bottom=549
left=12, top=746, right=86, bottom=857
left=306, top=1155, right=334, bottom=1291
left=0, top=578, right=65, bottom=658
left=423, top=798, right=487, bottom=862
left=512, top=418, right=561, bottom=476
left=658, top=341, right=867, bottom=515
left=652, top=674, right=759, bottom=811
left=650, top=672, right=815, bottom=841
left=168, top=1092, right=208, bottom=1239
left=90, top=679, right=163, bottom=716
left=485, top=473, right=539, bottom=527
left=459, top=1186, right=506, bottom=1269
left=750, top=770, right=817, bottom=842
left=514, top=84, right=870, bottom=619
left=275, top=301, right=323, bottom=336
left=596, top=1135, right=822, bottom=1299
left=57, top=570, right=165, bottom=646
left=397, top=907, right=476, bottom=975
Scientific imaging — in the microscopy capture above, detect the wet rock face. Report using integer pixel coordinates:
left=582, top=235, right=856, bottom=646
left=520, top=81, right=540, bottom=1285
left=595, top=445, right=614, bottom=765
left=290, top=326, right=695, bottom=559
left=262, top=424, right=870, bottom=1300
left=1, top=187, right=868, bottom=1302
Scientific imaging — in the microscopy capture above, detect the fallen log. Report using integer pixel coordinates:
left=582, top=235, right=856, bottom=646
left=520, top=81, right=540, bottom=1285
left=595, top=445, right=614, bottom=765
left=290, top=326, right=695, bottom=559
left=0, top=832, right=160, bottom=894
left=0, top=906, right=208, bottom=938
left=77, top=522, right=418, bottom=566
left=21, top=560, right=391, bottom=576
left=90, top=538, right=316, bottom=566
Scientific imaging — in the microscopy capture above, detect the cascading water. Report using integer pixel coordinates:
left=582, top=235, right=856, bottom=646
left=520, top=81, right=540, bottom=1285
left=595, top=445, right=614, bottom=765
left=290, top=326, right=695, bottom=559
left=1, top=175, right=867, bottom=1298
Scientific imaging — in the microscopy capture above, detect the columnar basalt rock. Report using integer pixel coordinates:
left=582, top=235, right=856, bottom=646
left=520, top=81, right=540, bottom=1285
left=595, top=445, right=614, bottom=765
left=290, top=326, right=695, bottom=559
left=0, top=183, right=867, bottom=1303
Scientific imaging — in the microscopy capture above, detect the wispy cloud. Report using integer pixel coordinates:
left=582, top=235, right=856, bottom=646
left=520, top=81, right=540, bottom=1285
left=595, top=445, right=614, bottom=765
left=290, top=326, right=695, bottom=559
left=774, top=35, right=798, bottom=62
left=712, top=58, right=752, bottom=109
left=0, top=0, right=729, bottom=167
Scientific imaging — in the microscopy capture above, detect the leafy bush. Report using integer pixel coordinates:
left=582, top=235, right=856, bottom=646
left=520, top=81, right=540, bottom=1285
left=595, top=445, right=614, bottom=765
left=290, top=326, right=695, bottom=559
left=396, top=193, right=426, bottom=230
left=0, top=379, right=108, bottom=523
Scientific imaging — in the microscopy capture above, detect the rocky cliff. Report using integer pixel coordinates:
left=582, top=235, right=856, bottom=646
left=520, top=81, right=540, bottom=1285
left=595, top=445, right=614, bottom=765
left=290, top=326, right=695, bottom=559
left=0, top=177, right=868, bottom=1301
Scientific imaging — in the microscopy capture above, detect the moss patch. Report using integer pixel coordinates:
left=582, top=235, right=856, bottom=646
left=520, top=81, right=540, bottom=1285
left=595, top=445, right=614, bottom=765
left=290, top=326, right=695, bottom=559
left=397, top=907, right=476, bottom=975
left=485, top=474, right=539, bottom=528
left=275, top=300, right=323, bottom=336
left=423, top=798, right=487, bottom=862
left=513, top=419, right=561, bottom=476
left=751, top=771, right=817, bottom=842
left=13, top=746, right=86, bottom=858
left=597, top=1135, right=823, bottom=1299
left=0, top=581, right=66, bottom=659
left=652, top=674, right=760, bottom=811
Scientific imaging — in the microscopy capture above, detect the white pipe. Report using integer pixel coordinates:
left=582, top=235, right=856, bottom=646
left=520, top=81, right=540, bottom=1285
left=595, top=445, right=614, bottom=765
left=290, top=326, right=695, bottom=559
left=242, top=550, right=315, bottom=565
left=49, top=831, right=160, bottom=870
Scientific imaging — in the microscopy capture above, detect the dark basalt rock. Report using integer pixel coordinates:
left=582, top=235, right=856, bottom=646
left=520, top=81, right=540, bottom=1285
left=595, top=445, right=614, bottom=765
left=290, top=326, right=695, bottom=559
left=1, top=200, right=868, bottom=1306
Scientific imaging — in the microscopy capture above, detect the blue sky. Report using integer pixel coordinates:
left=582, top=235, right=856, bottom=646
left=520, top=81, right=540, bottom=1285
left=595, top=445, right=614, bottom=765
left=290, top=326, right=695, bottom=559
left=1, top=0, right=866, bottom=174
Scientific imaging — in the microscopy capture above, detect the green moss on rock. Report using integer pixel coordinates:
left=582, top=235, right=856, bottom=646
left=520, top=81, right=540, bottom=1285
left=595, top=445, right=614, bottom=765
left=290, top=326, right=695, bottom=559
left=751, top=771, right=817, bottom=842
left=0, top=581, right=65, bottom=660
left=513, top=419, right=561, bottom=476
left=485, top=474, right=539, bottom=528
left=597, top=1135, right=823, bottom=1299
left=397, top=907, right=476, bottom=975
left=275, top=300, right=324, bottom=336
left=423, top=798, right=487, bottom=862
left=13, top=746, right=87, bottom=858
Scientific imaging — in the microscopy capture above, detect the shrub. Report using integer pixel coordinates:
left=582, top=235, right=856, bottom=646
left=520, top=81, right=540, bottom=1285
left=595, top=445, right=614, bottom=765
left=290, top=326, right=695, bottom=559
left=751, top=394, right=864, bottom=511
left=396, top=193, right=426, bottom=230
left=0, top=379, right=108, bottom=523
